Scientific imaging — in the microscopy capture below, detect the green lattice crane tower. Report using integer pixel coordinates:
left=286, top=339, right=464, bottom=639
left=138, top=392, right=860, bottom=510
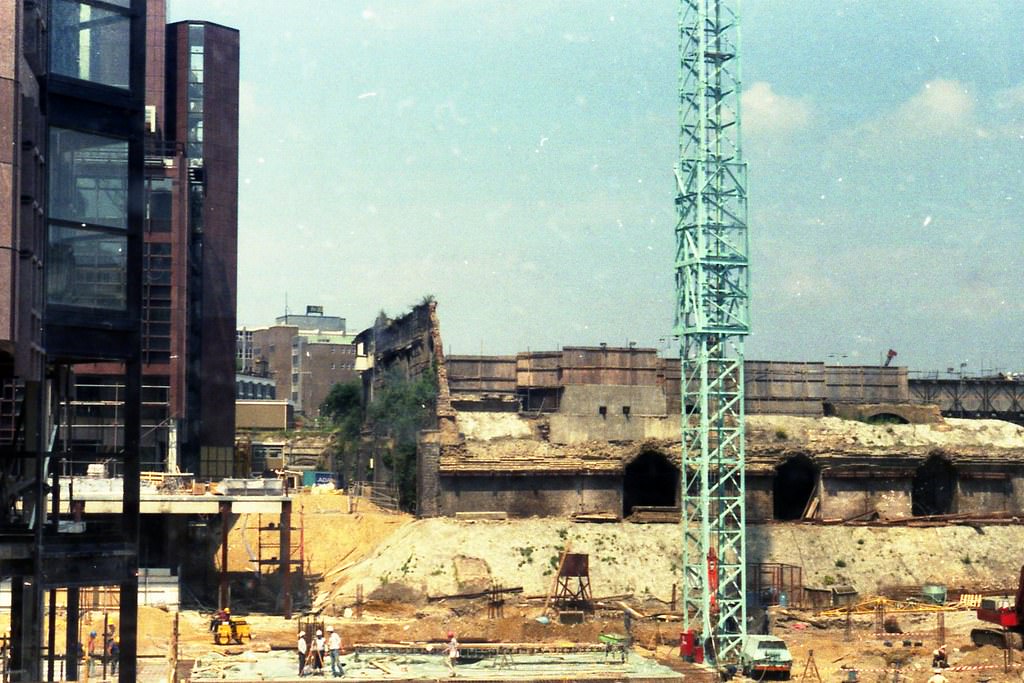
left=675, top=0, right=750, bottom=664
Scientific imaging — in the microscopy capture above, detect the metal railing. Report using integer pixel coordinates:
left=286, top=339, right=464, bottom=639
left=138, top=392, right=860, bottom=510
left=347, top=480, right=400, bottom=512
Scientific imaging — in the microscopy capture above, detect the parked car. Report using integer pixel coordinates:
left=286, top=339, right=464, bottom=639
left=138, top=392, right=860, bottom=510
left=740, top=635, right=792, bottom=679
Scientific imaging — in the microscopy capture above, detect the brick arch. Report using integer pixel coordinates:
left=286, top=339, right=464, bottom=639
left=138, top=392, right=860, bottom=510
left=912, top=453, right=957, bottom=516
left=863, top=411, right=911, bottom=425
left=773, top=454, right=820, bottom=520
left=623, top=450, right=679, bottom=518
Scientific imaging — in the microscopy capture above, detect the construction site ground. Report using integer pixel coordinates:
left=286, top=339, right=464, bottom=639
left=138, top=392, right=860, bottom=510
left=32, top=490, right=1024, bottom=680
left=151, top=490, right=1024, bottom=681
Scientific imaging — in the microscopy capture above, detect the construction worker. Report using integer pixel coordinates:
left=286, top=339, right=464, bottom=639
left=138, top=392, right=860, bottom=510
left=927, top=668, right=948, bottom=683
left=327, top=625, right=344, bottom=677
left=86, top=630, right=98, bottom=674
left=297, top=631, right=308, bottom=677
left=932, top=644, right=948, bottom=668
left=211, top=606, right=230, bottom=632
left=313, top=629, right=326, bottom=674
left=109, top=638, right=119, bottom=675
left=104, top=624, right=117, bottom=674
left=444, top=631, right=459, bottom=677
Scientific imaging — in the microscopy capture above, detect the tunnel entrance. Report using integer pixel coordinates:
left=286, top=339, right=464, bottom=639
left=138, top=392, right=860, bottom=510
left=912, top=454, right=957, bottom=516
left=623, top=451, right=679, bottom=518
left=773, top=455, right=819, bottom=520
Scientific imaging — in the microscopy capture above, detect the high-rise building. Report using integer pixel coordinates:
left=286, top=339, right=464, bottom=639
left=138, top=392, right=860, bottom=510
left=70, top=3, right=239, bottom=478
left=1, top=1, right=148, bottom=678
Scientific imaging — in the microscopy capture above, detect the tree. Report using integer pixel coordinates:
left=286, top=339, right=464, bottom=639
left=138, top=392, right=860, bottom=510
left=320, top=381, right=363, bottom=439
left=367, top=369, right=437, bottom=511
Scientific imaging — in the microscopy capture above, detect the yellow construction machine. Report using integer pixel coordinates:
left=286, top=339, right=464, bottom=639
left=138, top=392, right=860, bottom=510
left=213, top=615, right=252, bottom=645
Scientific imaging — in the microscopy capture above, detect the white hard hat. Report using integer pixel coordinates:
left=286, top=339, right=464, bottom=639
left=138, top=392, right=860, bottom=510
left=316, top=629, right=322, bottom=635
left=327, top=626, right=334, bottom=632
left=298, top=631, right=304, bottom=637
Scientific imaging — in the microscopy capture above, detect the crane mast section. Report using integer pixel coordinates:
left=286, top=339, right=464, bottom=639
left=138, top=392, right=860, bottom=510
left=675, top=0, right=750, bottom=664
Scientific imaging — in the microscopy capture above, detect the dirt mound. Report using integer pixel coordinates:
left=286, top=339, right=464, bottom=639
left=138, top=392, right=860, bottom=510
left=313, top=518, right=1024, bottom=611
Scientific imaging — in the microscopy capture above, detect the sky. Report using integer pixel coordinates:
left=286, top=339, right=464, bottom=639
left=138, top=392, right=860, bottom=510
left=167, top=1, right=1024, bottom=375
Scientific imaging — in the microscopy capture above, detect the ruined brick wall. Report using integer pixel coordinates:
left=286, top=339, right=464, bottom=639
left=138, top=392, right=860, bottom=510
left=819, top=476, right=912, bottom=520
left=956, top=475, right=1012, bottom=515
left=417, top=431, right=441, bottom=517
left=746, top=476, right=774, bottom=522
left=438, top=474, right=621, bottom=518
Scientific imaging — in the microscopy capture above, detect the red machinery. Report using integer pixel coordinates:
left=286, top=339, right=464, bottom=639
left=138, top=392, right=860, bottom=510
left=971, top=564, right=1024, bottom=649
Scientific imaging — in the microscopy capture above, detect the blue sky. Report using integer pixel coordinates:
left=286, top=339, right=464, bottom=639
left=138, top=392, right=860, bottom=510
left=168, top=1, right=1023, bottom=374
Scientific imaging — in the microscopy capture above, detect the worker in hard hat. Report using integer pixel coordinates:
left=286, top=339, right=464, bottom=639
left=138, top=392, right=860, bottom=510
left=297, top=631, right=308, bottom=677
left=327, top=625, right=344, bottom=677
left=87, top=630, right=98, bottom=674
left=444, top=631, right=460, bottom=677
left=313, top=628, right=326, bottom=674
left=931, top=644, right=948, bottom=669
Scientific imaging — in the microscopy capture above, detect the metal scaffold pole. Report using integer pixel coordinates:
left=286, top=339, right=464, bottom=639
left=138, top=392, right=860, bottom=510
left=676, top=0, right=750, bottom=664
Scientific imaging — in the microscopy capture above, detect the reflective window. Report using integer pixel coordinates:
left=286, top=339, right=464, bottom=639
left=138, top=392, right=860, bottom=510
left=50, top=0, right=131, bottom=89
left=47, top=226, right=127, bottom=310
left=49, top=128, right=128, bottom=230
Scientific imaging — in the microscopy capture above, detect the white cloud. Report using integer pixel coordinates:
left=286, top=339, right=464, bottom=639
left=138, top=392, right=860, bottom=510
left=741, top=82, right=812, bottom=136
left=885, top=79, right=976, bottom=137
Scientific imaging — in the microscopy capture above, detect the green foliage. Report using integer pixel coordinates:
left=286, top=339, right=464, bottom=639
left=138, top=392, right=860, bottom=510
left=369, top=368, right=438, bottom=511
left=320, top=381, right=363, bottom=439
left=774, top=429, right=788, bottom=440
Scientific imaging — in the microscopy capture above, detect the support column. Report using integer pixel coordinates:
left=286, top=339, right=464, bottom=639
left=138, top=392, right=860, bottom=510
left=219, top=501, right=230, bottom=608
left=119, top=357, right=141, bottom=683
left=65, top=587, right=79, bottom=681
left=11, top=577, right=43, bottom=682
left=281, top=499, right=292, bottom=619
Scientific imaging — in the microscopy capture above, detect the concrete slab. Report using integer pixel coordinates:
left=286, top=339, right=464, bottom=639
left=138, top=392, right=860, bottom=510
left=187, top=649, right=684, bottom=681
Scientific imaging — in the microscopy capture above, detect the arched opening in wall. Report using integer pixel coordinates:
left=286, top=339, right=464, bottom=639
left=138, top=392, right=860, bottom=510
left=912, top=454, right=957, bottom=516
left=773, top=455, right=819, bottom=520
left=623, top=451, right=679, bottom=518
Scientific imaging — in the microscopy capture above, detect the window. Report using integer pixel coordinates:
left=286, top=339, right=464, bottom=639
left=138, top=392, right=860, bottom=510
left=50, top=0, right=131, bottom=89
left=47, top=127, right=129, bottom=309
left=49, top=128, right=128, bottom=229
left=47, top=226, right=126, bottom=310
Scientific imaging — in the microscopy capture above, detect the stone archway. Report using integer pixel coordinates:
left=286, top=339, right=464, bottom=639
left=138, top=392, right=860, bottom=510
left=912, top=454, right=957, bottom=516
left=773, top=455, right=819, bottom=520
left=623, top=451, right=679, bottom=518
